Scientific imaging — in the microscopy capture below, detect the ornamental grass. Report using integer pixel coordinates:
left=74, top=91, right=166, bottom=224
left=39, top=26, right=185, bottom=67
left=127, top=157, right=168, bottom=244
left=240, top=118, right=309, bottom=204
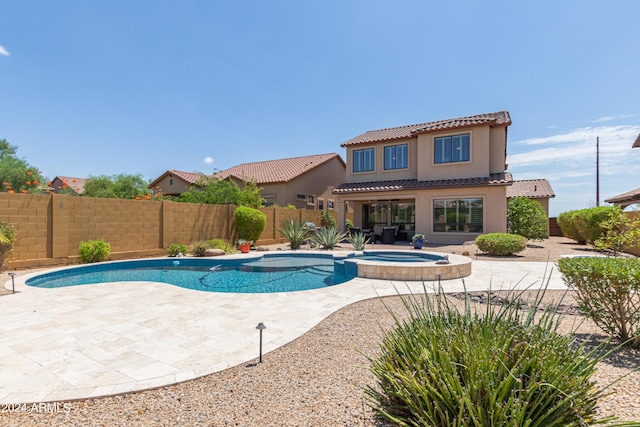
left=364, top=284, right=632, bottom=426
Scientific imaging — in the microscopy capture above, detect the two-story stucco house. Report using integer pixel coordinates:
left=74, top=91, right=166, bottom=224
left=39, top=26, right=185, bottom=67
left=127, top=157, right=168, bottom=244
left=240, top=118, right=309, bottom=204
left=333, top=111, right=513, bottom=245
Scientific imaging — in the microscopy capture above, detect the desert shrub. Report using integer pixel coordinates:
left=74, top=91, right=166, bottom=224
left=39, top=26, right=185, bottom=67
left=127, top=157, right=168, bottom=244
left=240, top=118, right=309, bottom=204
left=594, top=209, right=640, bottom=256
left=234, top=206, right=266, bottom=243
left=348, top=232, right=369, bottom=250
left=575, top=206, right=619, bottom=245
left=78, top=239, right=111, bottom=263
left=558, top=206, right=620, bottom=245
left=189, top=240, right=210, bottom=257
left=167, top=243, right=187, bottom=257
left=207, top=238, right=236, bottom=253
left=557, top=210, right=581, bottom=242
left=0, top=221, right=16, bottom=271
left=475, top=233, right=526, bottom=256
left=276, top=219, right=311, bottom=250
left=558, top=257, right=640, bottom=348
left=312, top=226, right=346, bottom=250
left=365, top=290, right=621, bottom=426
left=320, top=209, right=337, bottom=228
left=507, top=196, right=547, bottom=240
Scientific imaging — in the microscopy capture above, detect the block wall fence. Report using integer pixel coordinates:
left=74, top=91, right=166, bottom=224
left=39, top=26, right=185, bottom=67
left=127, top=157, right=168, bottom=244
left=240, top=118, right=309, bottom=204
left=0, top=193, right=342, bottom=269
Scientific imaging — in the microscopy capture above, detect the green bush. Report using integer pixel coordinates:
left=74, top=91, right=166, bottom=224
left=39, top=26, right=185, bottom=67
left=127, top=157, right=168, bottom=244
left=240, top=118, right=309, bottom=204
left=594, top=209, right=640, bottom=256
left=558, top=257, right=640, bottom=348
left=189, top=241, right=210, bottom=257
left=507, top=196, right=548, bottom=240
left=234, top=206, right=266, bottom=243
left=276, top=219, right=311, bottom=250
left=348, top=232, right=369, bottom=250
left=475, top=233, right=526, bottom=256
left=365, top=290, right=620, bottom=425
left=207, top=238, right=236, bottom=253
left=558, top=206, right=620, bottom=245
left=557, top=210, right=581, bottom=243
left=167, top=243, right=187, bottom=257
left=78, top=239, right=111, bottom=263
left=0, top=221, right=16, bottom=271
left=312, top=226, right=346, bottom=250
left=320, top=209, right=337, bottom=228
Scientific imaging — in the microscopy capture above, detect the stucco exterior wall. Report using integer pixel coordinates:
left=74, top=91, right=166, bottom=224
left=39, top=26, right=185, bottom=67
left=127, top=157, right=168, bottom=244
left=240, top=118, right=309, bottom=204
left=153, top=174, right=194, bottom=196
left=418, top=127, right=491, bottom=181
left=341, top=185, right=508, bottom=245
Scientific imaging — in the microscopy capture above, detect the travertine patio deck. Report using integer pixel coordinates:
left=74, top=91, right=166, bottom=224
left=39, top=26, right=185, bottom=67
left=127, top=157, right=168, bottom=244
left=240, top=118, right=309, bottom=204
left=0, top=253, right=566, bottom=405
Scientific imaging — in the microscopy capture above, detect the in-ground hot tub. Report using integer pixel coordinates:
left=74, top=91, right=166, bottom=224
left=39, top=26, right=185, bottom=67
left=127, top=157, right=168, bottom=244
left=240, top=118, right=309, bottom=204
left=334, top=250, right=472, bottom=281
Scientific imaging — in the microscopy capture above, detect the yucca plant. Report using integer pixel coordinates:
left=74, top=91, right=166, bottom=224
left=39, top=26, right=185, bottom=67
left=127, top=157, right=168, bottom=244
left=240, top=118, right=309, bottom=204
left=348, top=232, right=370, bottom=250
left=312, top=226, right=347, bottom=250
left=365, top=285, right=628, bottom=426
left=276, top=219, right=311, bottom=250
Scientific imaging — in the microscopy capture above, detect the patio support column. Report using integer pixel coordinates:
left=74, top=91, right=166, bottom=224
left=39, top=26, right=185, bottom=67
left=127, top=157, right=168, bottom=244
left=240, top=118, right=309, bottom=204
left=336, top=199, right=347, bottom=232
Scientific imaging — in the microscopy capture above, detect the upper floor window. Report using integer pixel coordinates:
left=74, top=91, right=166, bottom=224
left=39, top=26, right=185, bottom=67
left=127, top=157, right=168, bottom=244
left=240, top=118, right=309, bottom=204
left=384, top=144, right=408, bottom=170
left=353, top=148, right=375, bottom=172
left=434, top=133, right=470, bottom=164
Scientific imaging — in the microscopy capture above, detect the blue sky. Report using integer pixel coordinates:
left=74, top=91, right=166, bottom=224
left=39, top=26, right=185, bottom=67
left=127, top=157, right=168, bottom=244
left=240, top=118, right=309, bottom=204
left=1, top=1, right=639, bottom=216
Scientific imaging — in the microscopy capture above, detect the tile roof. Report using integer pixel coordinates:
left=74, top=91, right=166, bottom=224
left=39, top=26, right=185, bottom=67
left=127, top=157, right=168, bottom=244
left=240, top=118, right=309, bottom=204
left=53, top=176, right=87, bottom=194
left=332, top=172, right=512, bottom=194
left=633, top=133, right=640, bottom=148
left=215, top=153, right=344, bottom=184
left=148, top=170, right=204, bottom=188
left=507, top=179, right=555, bottom=199
left=341, top=111, right=511, bottom=147
left=604, top=187, right=640, bottom=205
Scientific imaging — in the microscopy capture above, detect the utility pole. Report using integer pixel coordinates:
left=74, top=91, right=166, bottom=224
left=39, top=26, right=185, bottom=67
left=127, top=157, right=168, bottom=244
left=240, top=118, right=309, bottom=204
left=596, top=136, right=600, bottom=206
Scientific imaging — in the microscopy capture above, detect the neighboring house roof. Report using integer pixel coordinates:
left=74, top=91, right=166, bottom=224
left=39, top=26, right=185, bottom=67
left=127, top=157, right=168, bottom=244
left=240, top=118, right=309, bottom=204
left=633, top=133, right=640, bottom=148
left=52, top=176, right=86, bottom=194
left=215, top=153, right=345, bottom=184
left=148, top=170, right=204, bottom=188
left=507, top=179, right=555, bottom=199
left=604, top=187, right=640, bottom=206
left=341, top=111, right=512, bottom=147
left=333, top=172, right=513, bottom=194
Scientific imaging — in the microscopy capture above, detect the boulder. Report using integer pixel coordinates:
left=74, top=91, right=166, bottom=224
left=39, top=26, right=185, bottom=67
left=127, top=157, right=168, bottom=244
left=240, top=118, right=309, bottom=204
left=204, top=248, right=226, bottom=257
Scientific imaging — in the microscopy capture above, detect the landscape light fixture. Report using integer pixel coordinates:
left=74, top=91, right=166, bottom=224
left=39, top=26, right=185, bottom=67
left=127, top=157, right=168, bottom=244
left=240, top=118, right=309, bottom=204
left=8, top=272, right=16, bottom=294
left=255, top=322, right=266, bottom=363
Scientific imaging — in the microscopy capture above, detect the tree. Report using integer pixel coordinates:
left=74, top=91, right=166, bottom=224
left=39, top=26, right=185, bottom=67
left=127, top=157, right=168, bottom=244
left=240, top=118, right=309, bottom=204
left=507, top=196, right=547, bottom=241
left=0, top=139, right=46, bottom=194
left=178, top=175, right=241, bottom=204
left=83, top=174, right=151, bottom=199
left=178, top=175, right=264, bottom=207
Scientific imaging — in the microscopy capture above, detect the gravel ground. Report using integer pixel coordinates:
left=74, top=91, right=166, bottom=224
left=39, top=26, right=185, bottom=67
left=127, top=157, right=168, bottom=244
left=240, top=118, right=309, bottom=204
left=1, top=237, right=639, bottom=426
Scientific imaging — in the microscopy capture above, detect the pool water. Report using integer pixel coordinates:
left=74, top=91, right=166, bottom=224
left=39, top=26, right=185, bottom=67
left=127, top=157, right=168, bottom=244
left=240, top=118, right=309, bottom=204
left=26, top=251, right=446, bottom=293
left=26, top=255, right=352, bottom=293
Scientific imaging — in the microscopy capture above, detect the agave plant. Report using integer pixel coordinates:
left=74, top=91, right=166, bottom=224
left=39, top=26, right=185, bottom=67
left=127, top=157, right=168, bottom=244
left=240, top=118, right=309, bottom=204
left=276, top=219, right=311, bottom=250
left=313, top=226, right=347, bottom=250
left=348, top=232, right=370, bottom=251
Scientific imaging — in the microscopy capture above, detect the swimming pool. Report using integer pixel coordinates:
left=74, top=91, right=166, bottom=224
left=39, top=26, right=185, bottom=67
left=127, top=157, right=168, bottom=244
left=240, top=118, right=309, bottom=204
left=25, top=250, right=471, bottom=293
left=26, top=254, right=348, bottom=293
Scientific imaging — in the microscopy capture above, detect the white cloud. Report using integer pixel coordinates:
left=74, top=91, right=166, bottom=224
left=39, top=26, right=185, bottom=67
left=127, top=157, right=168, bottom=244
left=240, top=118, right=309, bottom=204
left=593, top=114, right=635, bottom=123
left=509, top=125, right=640, bottom=167
left=0, top=45, right=9, bottom=56
left=203, top=156, right=214, bottom=164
